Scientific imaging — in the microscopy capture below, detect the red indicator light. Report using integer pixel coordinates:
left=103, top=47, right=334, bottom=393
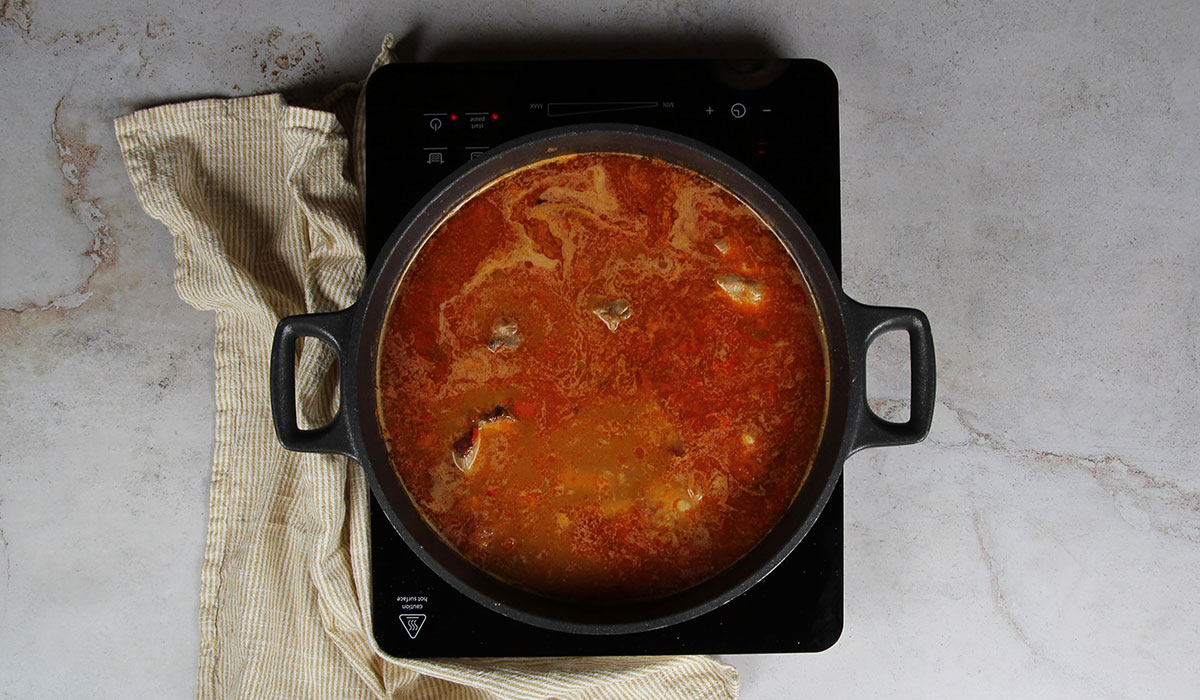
left=450, top=113, right=458, bottom=121
left=491, top=112, right=499, bottom=120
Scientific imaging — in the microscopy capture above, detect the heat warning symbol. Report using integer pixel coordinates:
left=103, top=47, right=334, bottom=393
left=400, top=614, right=427, bottom=639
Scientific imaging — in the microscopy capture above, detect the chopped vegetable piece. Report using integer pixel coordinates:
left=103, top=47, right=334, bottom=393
left=512, top=397, right=538, bottom=419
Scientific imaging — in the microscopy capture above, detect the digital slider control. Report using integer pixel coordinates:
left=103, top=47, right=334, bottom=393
left=543, top=101, right=659, bottom=118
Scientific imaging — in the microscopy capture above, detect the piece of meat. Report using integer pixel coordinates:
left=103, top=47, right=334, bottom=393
left=450, top=405, right=517, bottom=473
left=592, top=298, right=632, bottom=331
left=716, top=274, right=766, bottom=306
left=487, top=318, right=522, bottom=352
left=451, top=426, right=481, bottom=472
left=480, top=404, right=515, bottom=423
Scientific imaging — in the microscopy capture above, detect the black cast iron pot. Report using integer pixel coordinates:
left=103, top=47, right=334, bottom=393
left=269, top=125, right=935, bottom=635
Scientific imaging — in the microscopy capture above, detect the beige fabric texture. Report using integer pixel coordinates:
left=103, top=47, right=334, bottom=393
left=114, top=68, right=740, bottom=699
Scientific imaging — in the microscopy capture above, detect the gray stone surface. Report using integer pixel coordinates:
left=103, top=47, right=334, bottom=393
left=2, top=1, right=1197, bottom=697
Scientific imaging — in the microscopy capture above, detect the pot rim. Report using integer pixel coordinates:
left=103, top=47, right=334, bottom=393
left=270, top=123, right=935, bottom=635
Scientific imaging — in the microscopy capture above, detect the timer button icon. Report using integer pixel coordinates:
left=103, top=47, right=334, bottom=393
left=730, top=103, right=747, bottom=118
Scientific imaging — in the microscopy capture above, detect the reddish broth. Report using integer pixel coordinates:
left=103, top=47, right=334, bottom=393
left=377, top=153, right=827, bottom=600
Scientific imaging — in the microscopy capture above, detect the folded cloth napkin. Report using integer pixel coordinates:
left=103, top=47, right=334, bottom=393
left=115, top=43, right=739, bottom=700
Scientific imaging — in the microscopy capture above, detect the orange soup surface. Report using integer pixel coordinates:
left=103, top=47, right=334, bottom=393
left=377, top=153, right=827, bottom=600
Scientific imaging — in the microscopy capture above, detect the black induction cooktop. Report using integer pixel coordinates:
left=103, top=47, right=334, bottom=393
left=364, top=59, right=842, bottom=656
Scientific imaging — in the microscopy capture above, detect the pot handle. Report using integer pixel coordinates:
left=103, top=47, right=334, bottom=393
left=269, top=307, right=360, bottom=461
left=843, top=298, right=936, bottom=454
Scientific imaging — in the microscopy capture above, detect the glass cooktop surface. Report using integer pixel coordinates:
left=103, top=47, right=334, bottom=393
left=364, top=59, right=842, bottom=656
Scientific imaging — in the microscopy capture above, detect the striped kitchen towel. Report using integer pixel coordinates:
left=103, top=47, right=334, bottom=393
left=114, top=41, right=739, bottom=700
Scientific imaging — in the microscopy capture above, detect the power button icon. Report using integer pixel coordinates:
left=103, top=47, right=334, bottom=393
left=730, top=103, right=747, bottom=118
left=429, top=117, right=443, bottom=131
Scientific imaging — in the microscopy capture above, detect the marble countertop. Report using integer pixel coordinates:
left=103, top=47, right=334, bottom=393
left=2, top=1, right=1197, bottom=697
